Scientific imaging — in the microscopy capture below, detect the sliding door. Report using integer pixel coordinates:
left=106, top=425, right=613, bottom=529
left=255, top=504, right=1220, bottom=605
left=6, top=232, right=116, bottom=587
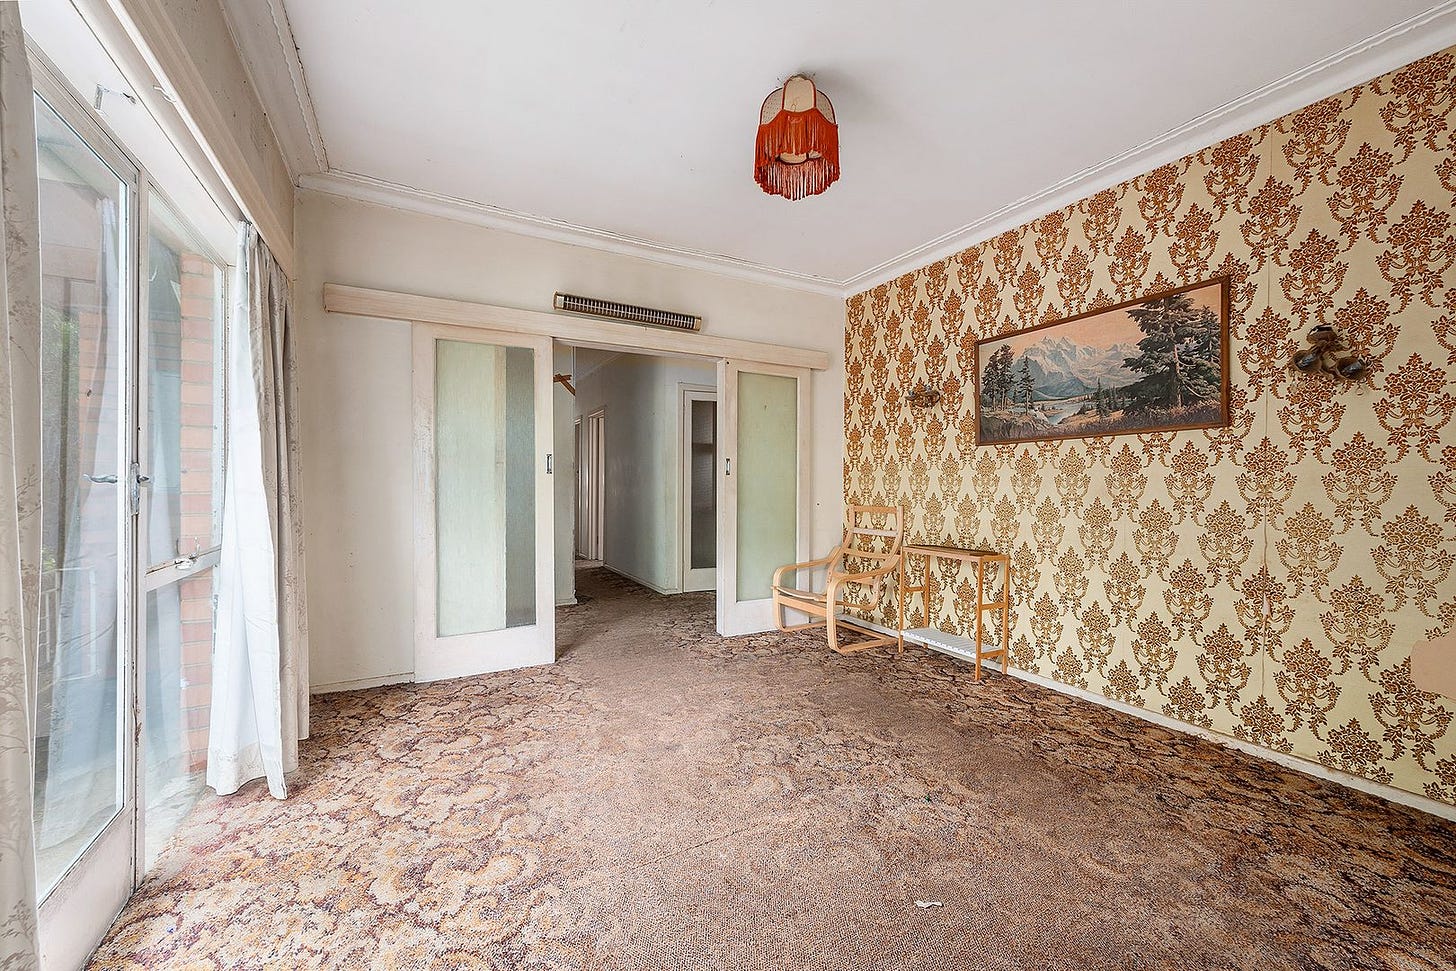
left=717, top=361, right=810, bottom=636
left=30, top=40, right=236, bottom=962
left=413, top=325, right=555, bottom=681
left=32, top=87, right=138, bottom=971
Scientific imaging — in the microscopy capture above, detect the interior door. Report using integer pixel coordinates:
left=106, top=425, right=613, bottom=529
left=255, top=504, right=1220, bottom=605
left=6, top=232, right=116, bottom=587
left=717, top=361, right=810, bottom=636
left=32, top=87, right=138, bottom=971
left=413, top=324, right=555, bottom=682
left=680, top=386, right=717, bottom=593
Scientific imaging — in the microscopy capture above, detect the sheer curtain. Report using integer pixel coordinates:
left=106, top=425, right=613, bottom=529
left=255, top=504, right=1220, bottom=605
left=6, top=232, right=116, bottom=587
left=0, top=3, right=44, bottom=966
left=207, top=227, right=309, bottom=799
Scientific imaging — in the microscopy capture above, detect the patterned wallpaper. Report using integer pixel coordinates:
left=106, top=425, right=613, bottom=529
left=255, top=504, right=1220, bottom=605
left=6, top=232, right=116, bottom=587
left=844, top=47, right=1456, bottom=804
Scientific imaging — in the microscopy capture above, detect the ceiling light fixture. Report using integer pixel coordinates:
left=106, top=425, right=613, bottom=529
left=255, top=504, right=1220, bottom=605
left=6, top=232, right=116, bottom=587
left=754, top=74, right=839, bottom=200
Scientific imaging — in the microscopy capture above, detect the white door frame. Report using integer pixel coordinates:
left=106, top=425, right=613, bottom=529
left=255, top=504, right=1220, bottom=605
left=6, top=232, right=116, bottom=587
left=717, top=360, right=811, bottom=637
left=31, top=56, right=141, bottom=971
left=412, top=323, right=556, bottom=682
left=679, top=384, right=717, bottom=593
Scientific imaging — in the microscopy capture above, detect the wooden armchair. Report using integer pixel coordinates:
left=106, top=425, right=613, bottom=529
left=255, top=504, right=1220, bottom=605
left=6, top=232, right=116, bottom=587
left=771, top=505, right=903, bottom=654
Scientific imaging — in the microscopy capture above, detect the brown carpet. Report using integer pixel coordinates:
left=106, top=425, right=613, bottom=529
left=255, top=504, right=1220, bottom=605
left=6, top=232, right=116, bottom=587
left=90, top=569, right=1456, bottom=970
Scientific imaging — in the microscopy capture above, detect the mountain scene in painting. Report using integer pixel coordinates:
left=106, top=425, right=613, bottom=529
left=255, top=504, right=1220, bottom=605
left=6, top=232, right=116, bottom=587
left=976, top=281, right=1225, bottom=444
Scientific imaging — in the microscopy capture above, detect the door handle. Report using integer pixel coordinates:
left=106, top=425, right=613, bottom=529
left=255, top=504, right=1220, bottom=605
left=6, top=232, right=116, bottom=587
left=84, top=473, right=118, bottom=484
left=129, top=464, right=151, bottom=514
left=725, top=458, right=731, bottom=477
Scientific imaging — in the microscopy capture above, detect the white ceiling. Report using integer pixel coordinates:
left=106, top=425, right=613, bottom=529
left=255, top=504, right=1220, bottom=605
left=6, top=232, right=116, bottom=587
left=260, top=0, right=1455, bottom=290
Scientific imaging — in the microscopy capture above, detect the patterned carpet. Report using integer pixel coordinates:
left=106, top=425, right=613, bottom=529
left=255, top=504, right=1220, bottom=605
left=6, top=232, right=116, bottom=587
left=90, top=569, right=1456, bottom=970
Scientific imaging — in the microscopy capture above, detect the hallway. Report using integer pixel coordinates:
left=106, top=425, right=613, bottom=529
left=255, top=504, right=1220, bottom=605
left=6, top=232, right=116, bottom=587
left=91, top=570, right=1456, bottom=969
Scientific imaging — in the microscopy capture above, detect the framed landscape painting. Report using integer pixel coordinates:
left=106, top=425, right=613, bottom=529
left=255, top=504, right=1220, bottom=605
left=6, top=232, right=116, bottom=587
left=973, top=277, right=1230, bottom=445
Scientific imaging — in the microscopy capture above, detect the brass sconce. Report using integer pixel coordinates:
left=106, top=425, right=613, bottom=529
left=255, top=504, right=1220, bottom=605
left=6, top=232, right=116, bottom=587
left=907, top=382, right=941, bottom=409
left=1291, top=324, right=1367, bottom=380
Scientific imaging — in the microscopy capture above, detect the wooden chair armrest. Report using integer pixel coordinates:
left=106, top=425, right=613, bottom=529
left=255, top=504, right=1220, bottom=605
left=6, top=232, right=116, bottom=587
left=773, top=553, right=836, bottom=588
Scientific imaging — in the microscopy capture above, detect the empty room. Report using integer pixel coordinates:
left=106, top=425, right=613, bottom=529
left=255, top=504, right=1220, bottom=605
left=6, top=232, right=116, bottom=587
left=4, top=1, right=1456, bottom=968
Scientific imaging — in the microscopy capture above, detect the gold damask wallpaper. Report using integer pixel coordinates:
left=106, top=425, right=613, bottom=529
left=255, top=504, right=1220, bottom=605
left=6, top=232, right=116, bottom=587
left=844, top=47, right=1456, bottom=804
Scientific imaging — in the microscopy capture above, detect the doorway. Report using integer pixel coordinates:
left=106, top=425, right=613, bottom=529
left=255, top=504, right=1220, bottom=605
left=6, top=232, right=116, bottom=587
left=561, top=349, right=719, bottom=598
left=346, top=285, right=827, bottom=684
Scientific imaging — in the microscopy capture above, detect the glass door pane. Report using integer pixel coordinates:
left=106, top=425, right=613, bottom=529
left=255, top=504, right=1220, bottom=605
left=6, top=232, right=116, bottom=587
left=414, top=326, right=554, bottom=683
left=435, top=340, right=537, bottom=636
left=33, top=92, right=130, bottom=896
left=140, top=192, right=225, bottom=870
left=143, top=569, right=215, bottom=869
left=689, top=398, right=717, bottom=571
left=735, top=373, right=797, bottom=600
left=144, top=196, right=224, bottom=566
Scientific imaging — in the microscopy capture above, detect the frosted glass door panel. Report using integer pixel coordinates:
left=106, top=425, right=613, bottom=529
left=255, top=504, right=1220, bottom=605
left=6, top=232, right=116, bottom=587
left=735, top=372, right=797, bottom=601
left=435, top=340, right=536, bottom=637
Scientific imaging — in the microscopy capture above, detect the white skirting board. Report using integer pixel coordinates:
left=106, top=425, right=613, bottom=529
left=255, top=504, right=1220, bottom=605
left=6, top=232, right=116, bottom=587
left=601, top=564, right=679, bottom=597
left=839, top=614, right=1456, bottom=822
left=311, top=672, right=413, bottom=695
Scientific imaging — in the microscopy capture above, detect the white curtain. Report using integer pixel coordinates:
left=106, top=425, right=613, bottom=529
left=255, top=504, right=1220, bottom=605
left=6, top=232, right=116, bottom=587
left=207, top=227, right=309, bottom=799
left=0, top=3, right=44, bottom=967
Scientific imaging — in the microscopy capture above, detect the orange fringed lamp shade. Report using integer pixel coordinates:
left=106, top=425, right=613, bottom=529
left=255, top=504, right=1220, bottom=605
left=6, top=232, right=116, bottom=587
left=754, top=75, right=839, bottom=200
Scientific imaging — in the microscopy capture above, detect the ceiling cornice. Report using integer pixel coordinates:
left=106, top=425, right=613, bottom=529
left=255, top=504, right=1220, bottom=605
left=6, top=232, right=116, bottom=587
left=297, top=170, right=849, bottom=297
left=239, top=2, right=1456, bottom=300
left=218, top=0, right=327, bottom=177
left=840, top=1, right=1456, bottom=295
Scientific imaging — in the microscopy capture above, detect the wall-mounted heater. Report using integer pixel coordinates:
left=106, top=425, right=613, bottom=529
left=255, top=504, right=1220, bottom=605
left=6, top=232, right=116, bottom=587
left=553, top=292, right=702, bottom=332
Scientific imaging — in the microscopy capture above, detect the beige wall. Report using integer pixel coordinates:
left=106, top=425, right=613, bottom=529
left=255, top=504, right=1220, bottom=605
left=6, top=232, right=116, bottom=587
left=845, top=45, right=1456, bottom=805
left=297, top=191, right=844, bottom=690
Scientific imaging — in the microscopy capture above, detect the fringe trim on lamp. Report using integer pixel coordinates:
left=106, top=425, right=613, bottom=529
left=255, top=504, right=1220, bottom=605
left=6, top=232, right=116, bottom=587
left=755, top=75, right=840, bottom=200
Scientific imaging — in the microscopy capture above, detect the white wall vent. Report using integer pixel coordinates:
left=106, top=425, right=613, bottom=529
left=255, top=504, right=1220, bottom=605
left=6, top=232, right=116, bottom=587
left=553, top=293, right=701, bottom=332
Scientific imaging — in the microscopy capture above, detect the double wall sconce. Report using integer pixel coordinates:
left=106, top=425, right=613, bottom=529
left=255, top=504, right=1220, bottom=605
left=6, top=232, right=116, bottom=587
left=907, top=382, right=941, bottom=409
left=1291, top=324, right=1367, bottom=380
